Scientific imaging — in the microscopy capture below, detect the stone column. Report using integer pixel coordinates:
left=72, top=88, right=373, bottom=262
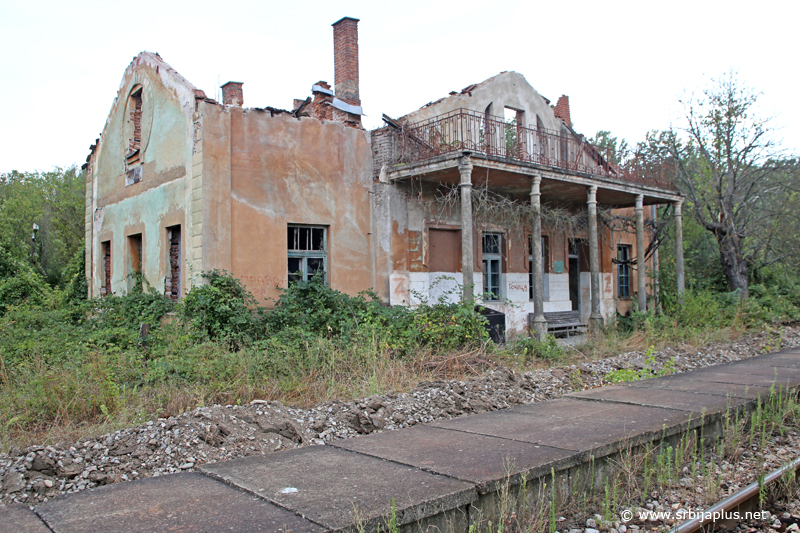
left=459, top=154, right=474, bottom=302
left=674, top=200, right=685, bottom=305
left=587, top=185, right=603, bottom=334
left=530, top=175, right=547, bottom=339
left=635, top=194, right=647, bottom=312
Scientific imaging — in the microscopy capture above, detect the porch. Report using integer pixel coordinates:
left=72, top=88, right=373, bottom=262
left=378, top=110, right=686, bottom=338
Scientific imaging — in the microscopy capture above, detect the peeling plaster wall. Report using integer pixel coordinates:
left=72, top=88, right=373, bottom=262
left=402, top=72, right=563, bottom=131
left=199, top=106, right=374, bottom=304
left=377, top=182, right=631, bottom=332
left=87, top=53, right=196, bottom=298
left=608, top=206, right=658, bottom=316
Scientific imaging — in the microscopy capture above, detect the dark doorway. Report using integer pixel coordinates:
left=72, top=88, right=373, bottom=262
left=568, top=239, right=580, bottom=312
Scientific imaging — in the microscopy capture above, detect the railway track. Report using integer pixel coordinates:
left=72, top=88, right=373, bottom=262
left=672, top=455, right=800, bottom=532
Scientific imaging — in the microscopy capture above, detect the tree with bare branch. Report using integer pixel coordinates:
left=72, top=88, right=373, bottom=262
left=662, top=73, right=799, bottom=298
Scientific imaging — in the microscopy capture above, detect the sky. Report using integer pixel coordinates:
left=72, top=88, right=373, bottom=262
left=1, top=0, right=798, bottom=173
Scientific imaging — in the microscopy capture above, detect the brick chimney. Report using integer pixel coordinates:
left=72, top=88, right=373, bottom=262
left=221, top=81, right=244, bottom=107
left=332, top=17, right=360, bottom=107
left=554, top=95, right=571, bottom=127
left=311, top=81, right=334, bottom=120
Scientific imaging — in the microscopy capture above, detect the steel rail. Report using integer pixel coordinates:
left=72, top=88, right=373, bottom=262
left=670, top=455, right=800, bottom=532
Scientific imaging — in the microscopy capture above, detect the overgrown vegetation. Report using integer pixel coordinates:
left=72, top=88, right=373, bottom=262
left=0, top=269, right=494, bottom=448
left=2, top=255, right=798, bottom=451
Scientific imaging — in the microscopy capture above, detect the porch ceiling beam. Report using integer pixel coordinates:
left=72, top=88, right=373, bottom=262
left=469, top=158, right=683, bottom=203
left=386, top=155, right=683, bottom=204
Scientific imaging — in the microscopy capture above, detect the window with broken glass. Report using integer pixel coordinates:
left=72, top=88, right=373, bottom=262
left=482, top=233, right=503, bottom=301
left=288, top=225, right=327, bottom=284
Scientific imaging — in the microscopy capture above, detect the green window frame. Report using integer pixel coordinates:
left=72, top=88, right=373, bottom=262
left=483, top=233, right=503, bottom=301
left=288, top=225, right=327, bottom=284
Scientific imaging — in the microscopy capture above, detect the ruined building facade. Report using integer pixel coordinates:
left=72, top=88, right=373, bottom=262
left=84, top=17, right=685, bottom=336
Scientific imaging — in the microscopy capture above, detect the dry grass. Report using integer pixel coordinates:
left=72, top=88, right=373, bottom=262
left=0, top=319, right=774, bottom=452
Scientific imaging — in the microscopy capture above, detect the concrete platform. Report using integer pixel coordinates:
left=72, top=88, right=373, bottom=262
left=35, top=472, right=322, bottom=533
left=332, top=424, right=576, bottom=492
left=200, top=445, right=476, bottom=532
left=625, top=375, right=774, bottom=400
left=568, top=384, right=749, bottom=416
left=5, top=348, right=798, bottom=533
left=432, top=401, right=689, bottom=457
left=734, top=350, right=800, bottom=369
left=694, top=360, right=800, bottom=378
left=0, top=504, right=50, bottom=533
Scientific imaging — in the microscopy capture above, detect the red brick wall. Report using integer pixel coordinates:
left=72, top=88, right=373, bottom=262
left=165, top=227, right=181, bottom=301
left=101, top=241, right=111, bottom=296
left=310, top=81, right=333, bottom=120
left=129, top=92, right=142, bottom=154
left=554, top=95, right=571, bottom=127
left=221, top=82, right=244, bottom=107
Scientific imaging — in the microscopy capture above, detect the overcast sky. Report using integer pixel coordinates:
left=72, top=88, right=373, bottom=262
left=1, top=0, right=797, bottom=173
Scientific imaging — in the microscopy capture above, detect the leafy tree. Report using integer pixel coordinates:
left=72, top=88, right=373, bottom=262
left=589, top=130, right=629, bottom=166
left=0, top=167, right=85, bottom=286
left=661, top=73, right=799, bottom=297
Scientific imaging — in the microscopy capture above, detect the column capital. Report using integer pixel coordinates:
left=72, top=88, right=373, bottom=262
left=457, top=152, right=473, bottom=174
left=530, top=174, right=542, bottom=196
left=674, top=200, right=683, bottom=215
left=635, top=193, right=644, bottom=210
left=587, top=184, right=598, bottom=205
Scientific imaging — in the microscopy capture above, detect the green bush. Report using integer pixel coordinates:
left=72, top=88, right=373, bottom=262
left=61, top=247, right=88, bottom=304
left=265, top=273, right=488, bottom=353
left=0, top=268, right=49, bottom=316
left=265, top=273, right=387, bottom=340
left=505, top=334, right=564, bottom=363
left=180, top=270, right=258, bottom=346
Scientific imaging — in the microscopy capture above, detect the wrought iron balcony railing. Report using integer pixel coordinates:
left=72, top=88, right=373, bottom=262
left=390, top=109, right=675, bottom=190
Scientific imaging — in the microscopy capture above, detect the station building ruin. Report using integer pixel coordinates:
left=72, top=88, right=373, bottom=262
left=83, top=17, right=685, bottom=337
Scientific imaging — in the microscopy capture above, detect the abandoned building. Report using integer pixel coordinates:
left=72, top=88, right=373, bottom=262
left=83, top=17, right=685, bottom=337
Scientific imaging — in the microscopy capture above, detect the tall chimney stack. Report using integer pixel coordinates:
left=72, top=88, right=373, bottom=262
left=221, top=81, right=244, bottom=107
left=332, top=17, right=360, bottom=107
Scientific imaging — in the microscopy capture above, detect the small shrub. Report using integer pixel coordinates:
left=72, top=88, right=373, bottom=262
left=606, top=345, right=676, bottom=383
left=180, top=270, right=257, bottom=346
left=409, top=299, right=488, bottom=352
left=507, top=335, right=563, bottom=364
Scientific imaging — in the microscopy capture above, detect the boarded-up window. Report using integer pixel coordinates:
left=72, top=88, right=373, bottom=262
left=127, top=234, right=142, bottom=291
left=165, top=226, right=180, bottom=300
left=101, top=241, right=111, bottom=296
left=428, top=229, right=460, bottom=272
left=126, top=87, right=143, bottom=169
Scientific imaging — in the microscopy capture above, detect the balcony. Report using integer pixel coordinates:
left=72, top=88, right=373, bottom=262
left=387, top=108, right=675, bottom=191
